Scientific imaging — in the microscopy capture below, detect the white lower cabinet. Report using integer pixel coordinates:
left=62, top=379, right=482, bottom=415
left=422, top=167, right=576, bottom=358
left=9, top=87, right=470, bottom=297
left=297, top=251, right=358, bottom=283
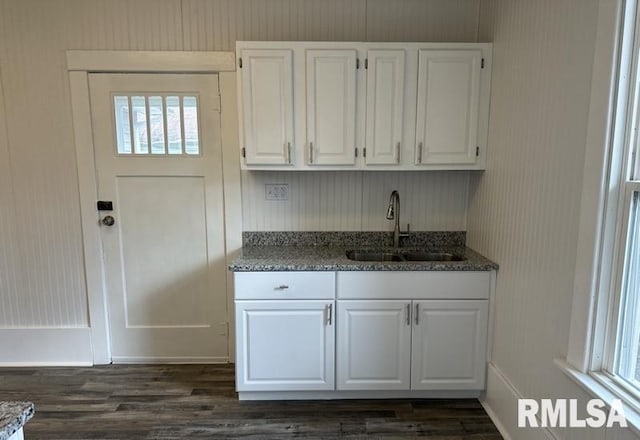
left=234, top=271, right=493, bottom=398
left=337, top=300, right=412, bottom=390
left=411, top=300, right=488, bottom=390
left=235, top=300, right=335, bottom=391
left=336, top=299, right=488, bottom=392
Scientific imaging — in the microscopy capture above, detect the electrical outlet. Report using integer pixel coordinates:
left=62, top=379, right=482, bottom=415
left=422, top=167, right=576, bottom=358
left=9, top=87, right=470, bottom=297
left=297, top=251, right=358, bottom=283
left=265, top=184, right=289, bottom=201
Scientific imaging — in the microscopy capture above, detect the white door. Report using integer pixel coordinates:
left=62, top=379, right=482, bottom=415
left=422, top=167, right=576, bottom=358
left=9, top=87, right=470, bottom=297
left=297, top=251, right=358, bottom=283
left=306, top=49, right=357, bottom=165
left=89, top=73, right=228, bottom=363
left=415, top=50, right=482, bottom=165
left=337, top=300, right=411, bottom=390
left=411, top=300, right=488, bottom=390
left=365, top=49, right=405, bottom=166
left=235, top=301, right=335, bottom=391
left=239, top=49, right=294, bottom=166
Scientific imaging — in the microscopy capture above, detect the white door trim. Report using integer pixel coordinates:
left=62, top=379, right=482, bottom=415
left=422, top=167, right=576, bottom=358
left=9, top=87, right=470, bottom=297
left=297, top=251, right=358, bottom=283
left=66, top=50, right=236, bottom=73
left=67, top=51, right=241, bottom=364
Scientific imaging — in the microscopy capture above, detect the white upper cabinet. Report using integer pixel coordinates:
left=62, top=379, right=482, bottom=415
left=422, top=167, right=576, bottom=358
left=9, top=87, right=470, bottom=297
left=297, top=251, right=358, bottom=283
left=415, top=50, right=482, bottom=166
left=236, top=42, right=492, bottom=171
left=364, top=50, right=405, bottom=166
left=306, top=49, right=358, bottom=166
left=239, top=49, right=294, bottom=166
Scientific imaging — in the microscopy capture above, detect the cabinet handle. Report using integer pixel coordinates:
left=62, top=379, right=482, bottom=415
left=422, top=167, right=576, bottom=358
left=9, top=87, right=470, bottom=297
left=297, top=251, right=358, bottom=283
left=406, top=303, right=411, bottom=326
left=309, top=142, right=314, bottom=164
left=327, top=303, right=333, bottom=325
left=415, top=303, right=419, bottom=325
left=396, top=142, right=401, bottom=164
left=417, top=142, right=423, bottom=164
left=274, top=285, right=289, bottom=290
left=287, top=142, right=292, bottom=164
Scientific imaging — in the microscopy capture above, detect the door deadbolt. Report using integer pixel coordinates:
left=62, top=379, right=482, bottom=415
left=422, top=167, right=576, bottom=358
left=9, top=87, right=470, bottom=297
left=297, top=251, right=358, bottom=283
left=102, top=215, right=115, bottom=226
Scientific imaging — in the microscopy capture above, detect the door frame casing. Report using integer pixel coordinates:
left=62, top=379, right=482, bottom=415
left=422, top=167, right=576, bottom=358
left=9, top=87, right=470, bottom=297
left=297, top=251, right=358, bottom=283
left=67, top=51, right=241, bottom=364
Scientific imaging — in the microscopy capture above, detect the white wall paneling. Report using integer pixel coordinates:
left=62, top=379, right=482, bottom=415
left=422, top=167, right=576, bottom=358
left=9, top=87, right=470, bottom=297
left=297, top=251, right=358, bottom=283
left=0, top=4, right=89, bottom=328
left=241, top=171, right=469, bottom=231
left=0, top=64, right=23, bottom=328
left=241, top=171, right=364, bottom=231
left=467, top=1, right=639, bottom=439
left=0, top=0, right=480, bottom=362
left=365, top=0, right=480, bottom=42
left=360, top=171, right=469, bottom=231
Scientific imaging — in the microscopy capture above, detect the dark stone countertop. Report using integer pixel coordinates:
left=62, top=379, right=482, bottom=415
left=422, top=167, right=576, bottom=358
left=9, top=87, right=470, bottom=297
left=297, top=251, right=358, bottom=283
left=0, top=402, right=34, bottom=440
left=229, top=245, right=498, bottom=272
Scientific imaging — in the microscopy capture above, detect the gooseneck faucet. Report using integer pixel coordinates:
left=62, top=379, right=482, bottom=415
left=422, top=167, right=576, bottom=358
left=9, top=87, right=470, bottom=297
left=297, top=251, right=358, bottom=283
left=386, top=190, right=410, bottom=248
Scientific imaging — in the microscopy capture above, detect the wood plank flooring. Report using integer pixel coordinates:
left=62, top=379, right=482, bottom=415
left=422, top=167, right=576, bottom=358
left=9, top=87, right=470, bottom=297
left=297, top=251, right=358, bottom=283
left=0, top=364, right=502, bottom=439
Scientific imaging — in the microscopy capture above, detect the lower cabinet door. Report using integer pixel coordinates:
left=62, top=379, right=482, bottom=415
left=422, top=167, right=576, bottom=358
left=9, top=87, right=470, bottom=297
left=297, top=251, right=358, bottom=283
left=235, top=300, right=335, bottom=391
left=337, top=300, right=411, bottom=390
left=411, top=300, right=488, bottom=390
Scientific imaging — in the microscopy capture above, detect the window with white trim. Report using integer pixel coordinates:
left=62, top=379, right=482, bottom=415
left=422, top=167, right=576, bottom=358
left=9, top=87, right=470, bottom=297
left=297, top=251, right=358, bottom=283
left=601, top=0, right=640, bottom=408
left=113, top=94, right=200, bottom=156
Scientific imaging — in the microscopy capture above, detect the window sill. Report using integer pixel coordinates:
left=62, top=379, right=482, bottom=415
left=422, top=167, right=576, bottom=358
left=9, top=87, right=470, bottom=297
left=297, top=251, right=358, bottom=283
left=555, top=358, right=640, bottom=434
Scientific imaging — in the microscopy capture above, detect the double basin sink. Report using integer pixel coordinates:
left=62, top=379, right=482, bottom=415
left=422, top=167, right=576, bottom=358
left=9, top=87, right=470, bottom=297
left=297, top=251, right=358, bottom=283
left=346, top=250, right=467, bottom=262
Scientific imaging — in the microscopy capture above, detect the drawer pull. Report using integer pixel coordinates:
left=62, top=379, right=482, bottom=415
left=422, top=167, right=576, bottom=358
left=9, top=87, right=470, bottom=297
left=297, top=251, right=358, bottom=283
left=274, top=285, right=289, bottom=290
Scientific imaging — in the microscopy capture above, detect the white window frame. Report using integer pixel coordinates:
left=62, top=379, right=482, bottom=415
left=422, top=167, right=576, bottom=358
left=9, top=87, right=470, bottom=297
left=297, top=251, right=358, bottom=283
left=561, top=0, right=640, bottom=432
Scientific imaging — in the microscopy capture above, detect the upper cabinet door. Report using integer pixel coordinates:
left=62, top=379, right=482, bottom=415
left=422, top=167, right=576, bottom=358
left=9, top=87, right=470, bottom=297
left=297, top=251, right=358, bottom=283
left=415, top=50, right=482, bottom=165
left=306, top=49, right=357, bottom=165
left=365, top=50, right=405, bottom=166
left=239, top=49, right=294, bottom=166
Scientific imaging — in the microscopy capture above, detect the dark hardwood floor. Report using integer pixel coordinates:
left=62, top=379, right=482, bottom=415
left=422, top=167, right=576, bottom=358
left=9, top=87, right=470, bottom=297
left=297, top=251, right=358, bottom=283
left=0, top=364, right=502, bottom=439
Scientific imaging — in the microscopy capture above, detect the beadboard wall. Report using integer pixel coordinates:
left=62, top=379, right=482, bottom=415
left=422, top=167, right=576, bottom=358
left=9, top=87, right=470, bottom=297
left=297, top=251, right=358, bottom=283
left=241, top=171, right=469, bottom=231
left=0, top=1, right=479, bottom=330
left=469, top=1, right=638, bottom=439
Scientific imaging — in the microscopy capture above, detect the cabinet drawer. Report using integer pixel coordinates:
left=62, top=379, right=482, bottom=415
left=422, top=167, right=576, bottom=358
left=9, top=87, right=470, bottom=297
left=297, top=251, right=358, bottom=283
left=337, top=271, right=490, bottom=300
left=235, top=272, right=335, bottom=300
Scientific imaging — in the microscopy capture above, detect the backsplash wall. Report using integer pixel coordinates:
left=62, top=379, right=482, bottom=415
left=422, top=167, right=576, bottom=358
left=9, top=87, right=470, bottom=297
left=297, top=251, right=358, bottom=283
left=241, top=171, right=470, bottom=231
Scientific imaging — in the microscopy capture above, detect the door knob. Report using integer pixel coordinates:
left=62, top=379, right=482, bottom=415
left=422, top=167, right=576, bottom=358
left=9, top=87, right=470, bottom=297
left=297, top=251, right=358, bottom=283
left=102, top=215, right=115, bottom=226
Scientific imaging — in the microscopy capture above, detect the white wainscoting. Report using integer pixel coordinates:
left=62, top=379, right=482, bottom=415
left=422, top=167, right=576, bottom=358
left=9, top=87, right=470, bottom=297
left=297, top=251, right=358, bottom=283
left=0, top=328, right=92, bottom=366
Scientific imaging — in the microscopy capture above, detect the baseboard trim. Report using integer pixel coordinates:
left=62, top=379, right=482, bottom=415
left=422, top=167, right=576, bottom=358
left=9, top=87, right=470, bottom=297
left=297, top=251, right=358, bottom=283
left=0, top=328, right=92, bottom=366
left=239, top=389, right=482, bottom=401
left=480, top=393, right=513, bottom=440
left=481, top=363, right=557, bottom=440
left=111, top=356, right=229, bottom=364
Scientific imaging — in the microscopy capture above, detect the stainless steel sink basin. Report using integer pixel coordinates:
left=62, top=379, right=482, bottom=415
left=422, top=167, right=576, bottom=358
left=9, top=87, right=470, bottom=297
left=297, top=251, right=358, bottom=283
left=402, top=252, right=466, bottom=262
left=345, top=250, right=467, bottom=262
left=345, top=251, right=404, bottom=262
